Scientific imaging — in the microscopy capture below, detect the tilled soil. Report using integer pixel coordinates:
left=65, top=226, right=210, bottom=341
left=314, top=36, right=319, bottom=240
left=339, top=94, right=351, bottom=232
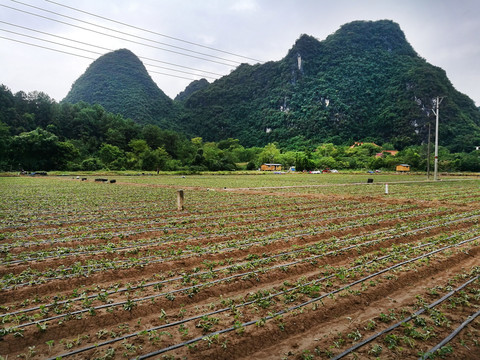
left=1, top=178, right=479, bottom=360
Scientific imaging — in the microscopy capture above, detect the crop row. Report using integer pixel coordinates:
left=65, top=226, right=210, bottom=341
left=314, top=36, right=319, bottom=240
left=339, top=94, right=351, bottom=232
left=331, top=271, right=480, bottom=359
left=0, top=199, right=388, bottom=243
left=1, top=176, right=479, bottom=359
left=1, top=216, right=479, bottom=358
left=257, top=179, right=480, bottom=204
left=3, top=215, right=478, bottom=327
left=0, top=205, right=455, bottom=289
left=6, top=229, right=477, bottom=360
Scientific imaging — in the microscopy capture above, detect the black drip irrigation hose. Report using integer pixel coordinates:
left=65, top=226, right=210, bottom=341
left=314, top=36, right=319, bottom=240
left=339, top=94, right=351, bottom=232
left=0, top=206, right=460, bottom=290
left=0, top=207, right=347, bottom=264
left=0, top=205, right=422, bottom=289
left=135, top=235, right=480, bottom=360
left=1, top=216, right=399, bottom=317
left=4, top=198, right=276, bottom=231
left=0, top=200, right=415, bottom=256
left=331, top=274, right=480, bottom=359
left=1, top=200, right=355, bottom=247
left=0, top=226, right=185, bottom=258
left=3, top=217, right=471, bottom=328
left=2, top=231, right=393, bottom=329
left=419, top=308, right=480, bottom=360
left=46, top=233, right=480, bottom=359
left=1, top=201, right=399, bottom=261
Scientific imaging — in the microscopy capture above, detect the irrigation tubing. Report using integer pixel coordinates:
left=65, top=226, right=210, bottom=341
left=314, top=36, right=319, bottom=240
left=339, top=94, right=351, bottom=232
left=0, top=196, right=331, bottom=233
left=331, top=274, right=480, bottom=359
left=2, top=214, right=477, bottom=324
left=2, top=216, right=472, bottom=326
left=135, top=234, right=480, bottom=360
left=46, top=233, right=480, bottom=359
left=0, top=205, right=427, bottom=288
left=0, top=202, right=377, bottom=258
left=1, top=200, right=357, bottom=244
left=1, top=202, right=405, bottom=261
left=2, top=229, right=411, bottom=328
left=419, top=308, right=480, bottom=359
left=0, top=206, right=460, bottom=290
left=2, top=204, right=445, bottom=267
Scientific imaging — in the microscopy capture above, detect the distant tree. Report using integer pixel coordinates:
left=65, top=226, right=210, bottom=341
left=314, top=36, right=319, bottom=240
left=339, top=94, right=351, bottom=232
left=217, top=138, right=240, bottom=150
left=81, top=157, right=103, bottom=171
left=0, top=121, right=11, bottom=170
left=142, top=147, right=170, bottom=172
left=142, top=124, right=164, bottom=149
left=10, top=128, right=64, bottom=170
left=279, top=151, right=297, bottom=168
left=98, top=143, right=125, bottom=170
left=128, top=139, right=150, bottom=155
left=458, top=152, right=480, bottom=172
left=258, top=143, right=281, bottom=164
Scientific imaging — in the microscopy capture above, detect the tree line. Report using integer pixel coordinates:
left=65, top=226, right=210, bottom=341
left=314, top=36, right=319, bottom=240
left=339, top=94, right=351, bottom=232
left=1, top=85, right=479, bottom=173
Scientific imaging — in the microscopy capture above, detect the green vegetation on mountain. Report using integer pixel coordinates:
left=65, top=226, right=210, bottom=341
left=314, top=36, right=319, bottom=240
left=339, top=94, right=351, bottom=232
left=180, top=20, right=480, bottom=152
left=63, top=49, right=178, bottom=127
left=0, top=85, right=242, bottom=171
left=60, top=21, right=480, bottom=153
left=174, top=78, right=210, bottom=101
left=2, top=84, right=480, bottom=172
left=2, top=20, right=480, bottom=172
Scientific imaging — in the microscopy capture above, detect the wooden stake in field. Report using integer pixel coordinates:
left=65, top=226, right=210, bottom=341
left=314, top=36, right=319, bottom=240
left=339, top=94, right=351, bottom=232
left=177, top=189, right=184, bottom=211
left=385, top=183, right=389, bottom=195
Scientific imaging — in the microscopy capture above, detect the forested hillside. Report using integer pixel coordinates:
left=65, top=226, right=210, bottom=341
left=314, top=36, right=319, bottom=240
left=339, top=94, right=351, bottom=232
left=2, top=19, right=480, bottom=172
left=63, top=49, right=179, bottom=128
left=174, top=78, right=210, bottom=102
left=2, top=84, right=480, bottom=172
left=180, top=20, right=480, bottom=151
left=60, top=20, right=480, bottom=152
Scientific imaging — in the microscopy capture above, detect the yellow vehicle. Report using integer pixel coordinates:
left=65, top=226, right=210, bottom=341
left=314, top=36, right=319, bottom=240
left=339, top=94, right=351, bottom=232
left=396, top=164, right=410, bottom=172
left=260, top=163, right=282, bottom=171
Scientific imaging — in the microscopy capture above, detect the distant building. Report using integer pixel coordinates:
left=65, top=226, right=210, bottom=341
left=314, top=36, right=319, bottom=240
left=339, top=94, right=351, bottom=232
left=350, top=142, right=380, bottom=149
left=261, top=163, right=282, bottom=171
left=375, top=150, right=399, bottom=158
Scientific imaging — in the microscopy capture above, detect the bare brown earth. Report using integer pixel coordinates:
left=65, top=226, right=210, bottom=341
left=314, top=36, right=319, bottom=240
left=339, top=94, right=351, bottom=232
left=0, top=177, right=479, bottom=360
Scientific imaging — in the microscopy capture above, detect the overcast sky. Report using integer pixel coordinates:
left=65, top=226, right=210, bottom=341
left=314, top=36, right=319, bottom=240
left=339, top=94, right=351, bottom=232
left=1, top=0, right=479, bottom=106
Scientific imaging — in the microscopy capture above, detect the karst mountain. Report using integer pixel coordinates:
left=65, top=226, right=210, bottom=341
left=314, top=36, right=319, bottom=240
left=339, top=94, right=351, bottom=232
left=63, top=20, right=480, bottom=151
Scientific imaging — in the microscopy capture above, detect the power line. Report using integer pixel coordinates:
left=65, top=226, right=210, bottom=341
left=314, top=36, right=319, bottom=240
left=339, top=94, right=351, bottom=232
left=0, top=35, right=200, bottom=81
left=0, top=35, right=95, bottom=60
left=11, top=0, right=243, bottom=65
left=0, top=27, right=104, bottom=56
left=1, top=3, right=238, bottom=67
left=0, top=20, right=222, bottom=79
left=44, top=0, right=263, bottom=63
left=0, top=28, right=215, bottom=79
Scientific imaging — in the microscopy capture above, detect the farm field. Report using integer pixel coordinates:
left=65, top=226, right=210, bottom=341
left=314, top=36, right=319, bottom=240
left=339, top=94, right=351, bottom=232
left=0, top=174, right=479, bottom=359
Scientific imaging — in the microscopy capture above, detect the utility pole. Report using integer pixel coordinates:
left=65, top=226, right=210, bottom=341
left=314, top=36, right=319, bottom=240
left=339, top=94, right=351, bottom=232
left=432, top=96, right=445, bottom=181
left=427, top=122, right=431, bottom=180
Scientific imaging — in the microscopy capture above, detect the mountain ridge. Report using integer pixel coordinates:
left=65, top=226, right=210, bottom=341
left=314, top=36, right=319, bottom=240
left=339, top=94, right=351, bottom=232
left=63, top=49, right=177, bottom=127
left=179, top=20, right=480, bottom=151
left=62, top=20, right=480, bottom=152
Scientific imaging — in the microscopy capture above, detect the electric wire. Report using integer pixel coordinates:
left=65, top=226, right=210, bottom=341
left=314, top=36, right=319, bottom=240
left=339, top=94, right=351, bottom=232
left=0, top=35, right=95, bottom=60
left=0, top=20, right=224, bottom=77
left=0, top=3, right=238, bottom=67
left=0, top=27, right=218, bottom=79
left=9, top=0, right=243, bottom=65
left=0, top=36, right=197, bottom=81
left=44, top=0, right=263, bottom=63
